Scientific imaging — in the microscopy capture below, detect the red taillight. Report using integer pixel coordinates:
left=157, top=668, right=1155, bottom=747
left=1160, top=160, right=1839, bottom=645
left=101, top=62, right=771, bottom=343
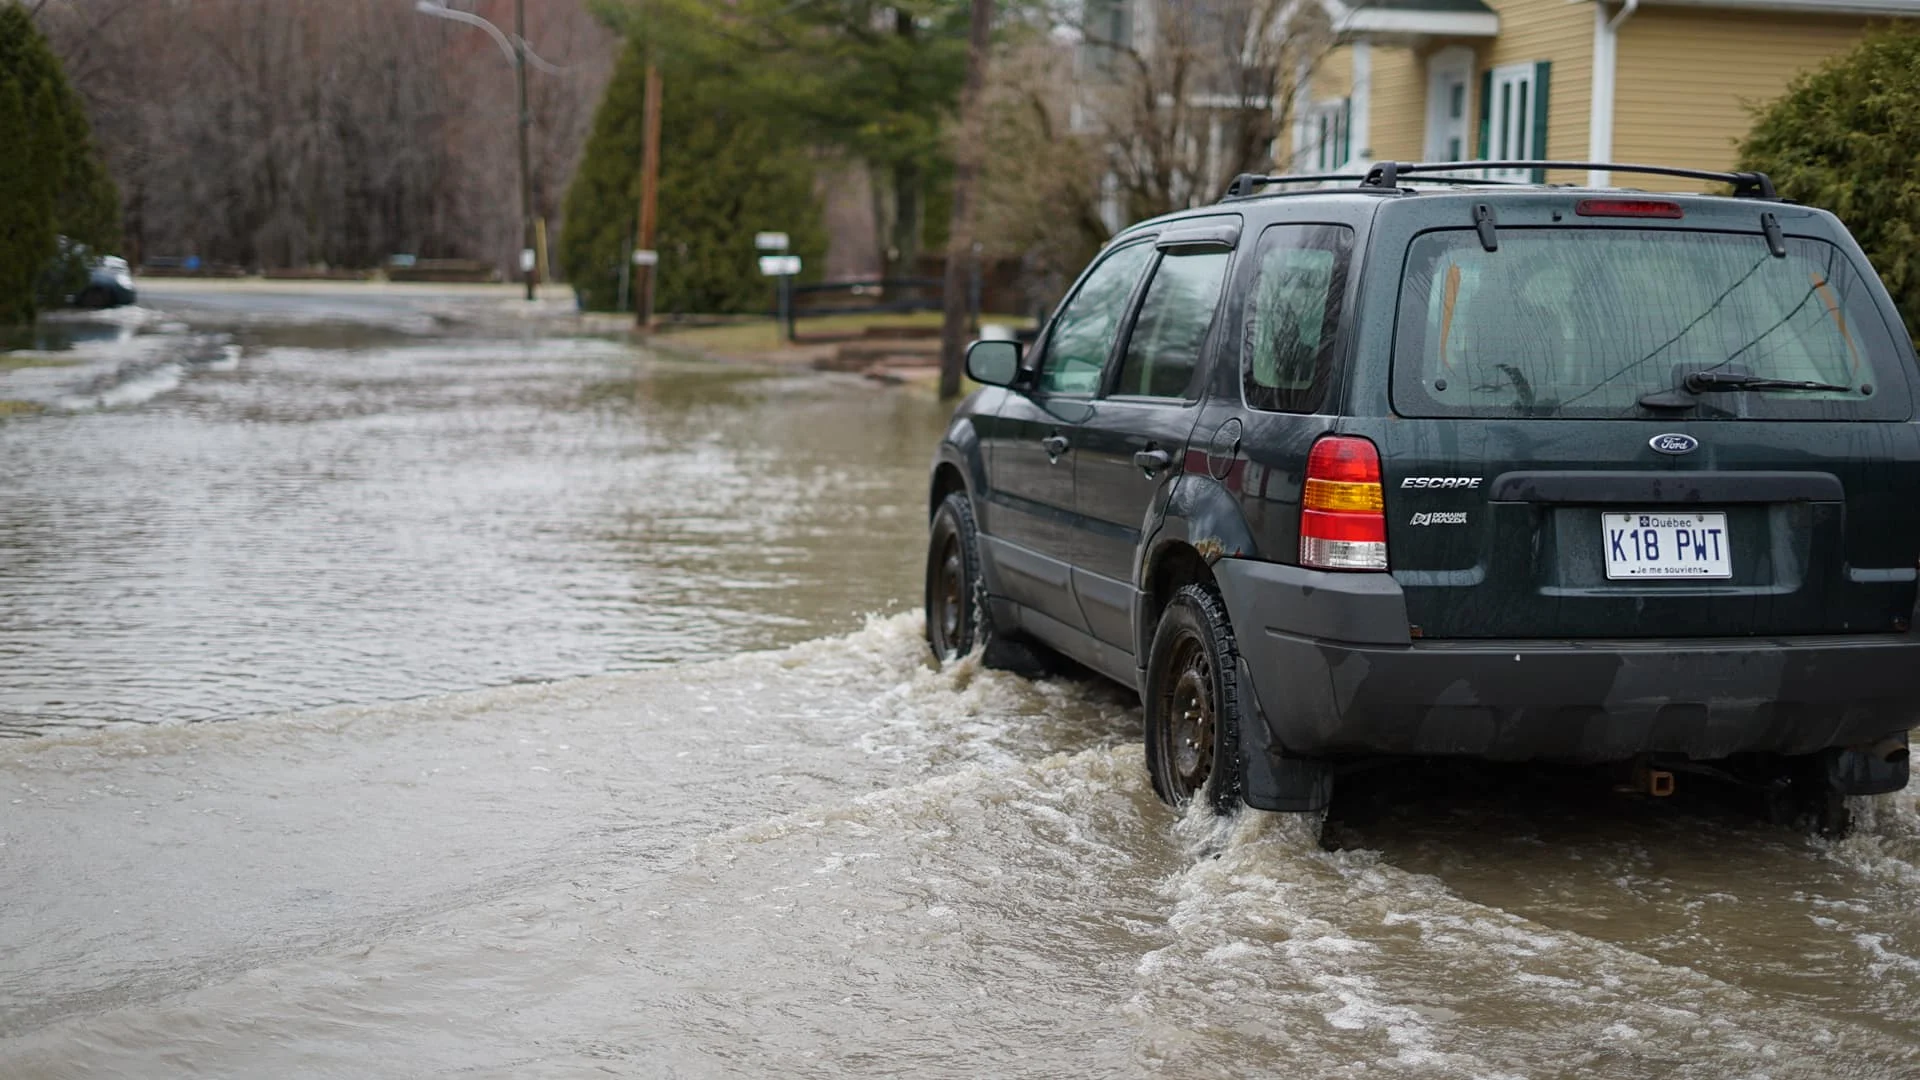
left=1300, top=436, right=1387, bottom=571
left=1575, top=198, right=1683, bottom=219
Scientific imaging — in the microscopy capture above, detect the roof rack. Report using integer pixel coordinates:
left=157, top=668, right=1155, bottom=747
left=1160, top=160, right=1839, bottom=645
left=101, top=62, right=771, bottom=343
left=1222, top=172, right=1364, bottom=197
left=1220, top=170, right=1524, bottom=200
left=1362, top=161, right=1778, bottom=199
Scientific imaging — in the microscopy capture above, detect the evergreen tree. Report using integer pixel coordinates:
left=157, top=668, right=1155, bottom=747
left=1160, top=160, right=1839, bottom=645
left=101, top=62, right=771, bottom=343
left=0, top=1, right=120, bottom=323
left=0, top=74, right=47, bottom=325
left=561, top=32, right=825, bottom=315
left=561, top=37, right=650, bottom=311
left=1741, top=24, right=1920, bottom=338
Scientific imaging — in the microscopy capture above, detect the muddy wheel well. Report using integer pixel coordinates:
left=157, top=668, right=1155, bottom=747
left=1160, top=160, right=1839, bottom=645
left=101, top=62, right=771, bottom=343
left=1145, top=543, right=1216, bottom=639
left=929, top=464, right=967, bottom=519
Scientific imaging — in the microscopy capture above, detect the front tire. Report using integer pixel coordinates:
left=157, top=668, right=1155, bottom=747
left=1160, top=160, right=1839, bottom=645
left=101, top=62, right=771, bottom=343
left=925, top=493, right=983, bottom=660
left=923, top=492, right=1048, bottom=674
left=1143, top=583, right=1244, bottom=814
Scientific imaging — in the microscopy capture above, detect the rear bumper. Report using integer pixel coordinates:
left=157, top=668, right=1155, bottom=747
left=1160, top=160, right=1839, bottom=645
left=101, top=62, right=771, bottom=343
left=1212, top=558, right=1920, bottom=764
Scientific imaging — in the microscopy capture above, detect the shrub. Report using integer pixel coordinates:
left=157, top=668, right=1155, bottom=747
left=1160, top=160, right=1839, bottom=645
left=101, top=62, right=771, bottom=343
left=1740, top=23, right=1920, bottom=339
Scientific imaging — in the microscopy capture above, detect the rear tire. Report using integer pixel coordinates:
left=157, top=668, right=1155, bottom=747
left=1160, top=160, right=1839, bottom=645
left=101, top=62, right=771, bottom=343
left=1777, top=753, right=1855, bottom=839
left=1143, top=583, right=1244, bottom=815
left=1813, top=791, right=1853, bottom=840
left=923, top=492, right=1047, bottom=674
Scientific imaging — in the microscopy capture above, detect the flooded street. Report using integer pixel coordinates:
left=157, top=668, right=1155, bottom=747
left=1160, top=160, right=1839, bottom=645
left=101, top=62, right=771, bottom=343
left=0, top=287, right=944, bottom=734
left=4, top=287, right=1920, bottom=1078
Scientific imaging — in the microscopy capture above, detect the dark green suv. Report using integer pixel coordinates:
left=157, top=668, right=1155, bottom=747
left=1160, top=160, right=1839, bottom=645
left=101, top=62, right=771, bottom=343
left=924, top=161, right=1920, bottom=836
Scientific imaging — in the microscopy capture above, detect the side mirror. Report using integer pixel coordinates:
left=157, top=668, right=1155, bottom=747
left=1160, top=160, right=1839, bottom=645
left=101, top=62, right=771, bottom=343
left=965, top=339, right=1022, bottom=388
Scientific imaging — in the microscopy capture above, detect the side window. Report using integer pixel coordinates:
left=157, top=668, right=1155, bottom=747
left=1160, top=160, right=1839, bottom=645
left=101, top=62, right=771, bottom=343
left=1113, top=250, right=1231, bottom=398
left=1242, top=224, right=1354, bottom=414
left=1036, top=242, right=1154, bottom=395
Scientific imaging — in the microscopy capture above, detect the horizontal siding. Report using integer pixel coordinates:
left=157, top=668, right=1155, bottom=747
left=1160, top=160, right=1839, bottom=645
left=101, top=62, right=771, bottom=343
left=1368, top=45, right=1426, bottom=162
left=1314, top=45, right=1353, bottom=101
left=1613, top=8, right=1878, bottom=190
left=1277, top=43, right=1356, bottom=168
left=1481, top=0, right=1592, bottom=185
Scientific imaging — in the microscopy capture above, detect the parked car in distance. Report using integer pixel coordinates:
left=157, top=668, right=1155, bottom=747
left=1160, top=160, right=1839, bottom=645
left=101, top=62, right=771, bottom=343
left=924, top=159, right=1920, bottom=839
left=76, top=254, right=137, bottom=309
left=44, top=238, right=137, bottom=310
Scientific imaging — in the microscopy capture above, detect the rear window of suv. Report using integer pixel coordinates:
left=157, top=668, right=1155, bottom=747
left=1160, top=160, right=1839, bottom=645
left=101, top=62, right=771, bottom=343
left=1391, top=229, right=1910, bottom=420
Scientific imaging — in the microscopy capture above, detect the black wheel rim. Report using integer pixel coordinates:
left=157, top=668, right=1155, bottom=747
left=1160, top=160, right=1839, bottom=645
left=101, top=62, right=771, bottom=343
left=1157, top=632, right=1214, bottom=802
left=933, top=533, right=965, bottom=655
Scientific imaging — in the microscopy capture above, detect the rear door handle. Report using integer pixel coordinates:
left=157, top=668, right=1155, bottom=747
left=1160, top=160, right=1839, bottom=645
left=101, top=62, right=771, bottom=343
left=1041, top=435, right=1069, bottom=459
left=1133, top=449, right=1172, bottom=475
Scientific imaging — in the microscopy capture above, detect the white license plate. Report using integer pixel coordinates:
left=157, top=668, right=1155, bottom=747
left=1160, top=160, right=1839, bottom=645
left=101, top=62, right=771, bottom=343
left=1602, top=511, right=1731, bottom=580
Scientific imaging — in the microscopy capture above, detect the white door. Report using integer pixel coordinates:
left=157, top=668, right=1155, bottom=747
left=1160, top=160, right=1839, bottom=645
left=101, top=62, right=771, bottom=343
left=1423, top=47, right=1473, bottom=163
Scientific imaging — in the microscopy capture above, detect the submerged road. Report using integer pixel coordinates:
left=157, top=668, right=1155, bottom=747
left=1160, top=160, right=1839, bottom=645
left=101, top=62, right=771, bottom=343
left=2, top=287, right=1918, bottom=1077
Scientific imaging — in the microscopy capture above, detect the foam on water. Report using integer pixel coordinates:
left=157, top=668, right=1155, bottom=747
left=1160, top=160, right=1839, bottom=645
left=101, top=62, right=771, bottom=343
left=54, top=361, right=185, bottom=411
left=1835, top=791, right=1920, bottom=888
left=3, top=312, right=235, bottom=413
left=6, top=612, right=1920, bottom=1077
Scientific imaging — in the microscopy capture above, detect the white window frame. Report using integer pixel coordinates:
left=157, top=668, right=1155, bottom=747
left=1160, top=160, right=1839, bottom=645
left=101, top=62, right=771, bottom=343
left=1303, top=97, right=1352, bottom=172
left=1484, top=61, right=1540, bottom=182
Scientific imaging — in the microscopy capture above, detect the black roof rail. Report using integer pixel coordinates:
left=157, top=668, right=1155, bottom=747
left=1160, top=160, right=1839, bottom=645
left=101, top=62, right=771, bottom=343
left=1361, top=161, right=1778, bottom=199
left=1222, top=171, right=1368, bottom=198
left=1219, top=170, right=1526, bottom=201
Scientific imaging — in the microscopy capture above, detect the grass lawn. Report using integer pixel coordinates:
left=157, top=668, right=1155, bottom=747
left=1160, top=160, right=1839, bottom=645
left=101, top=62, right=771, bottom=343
left=0, top=354, right=77, bottom=371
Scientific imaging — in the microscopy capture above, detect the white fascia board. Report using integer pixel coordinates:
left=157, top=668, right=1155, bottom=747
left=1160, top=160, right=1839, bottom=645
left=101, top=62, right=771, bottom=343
left=1322, top=0, right=1500, bottom=36
left=1341, top=9, right=1501, bottom=34
left=1601, top=0, right=1920, bottom=15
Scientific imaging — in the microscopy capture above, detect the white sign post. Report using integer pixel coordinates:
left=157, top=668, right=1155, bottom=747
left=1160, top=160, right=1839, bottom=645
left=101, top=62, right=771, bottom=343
left=757, top=252, right=802, bottom=341
left=754, top=232, right=790, bottom=252
left=632, top=249, right=659, bottom=266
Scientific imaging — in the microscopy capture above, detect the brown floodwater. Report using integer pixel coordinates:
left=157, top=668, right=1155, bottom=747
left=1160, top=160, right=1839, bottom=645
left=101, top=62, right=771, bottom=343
left=2, top=292, right=1918, bottom=1078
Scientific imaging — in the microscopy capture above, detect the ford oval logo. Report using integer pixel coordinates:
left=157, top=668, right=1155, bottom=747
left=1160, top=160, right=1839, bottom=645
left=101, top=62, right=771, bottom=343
left=1649, top=433, right=1699, bottom=455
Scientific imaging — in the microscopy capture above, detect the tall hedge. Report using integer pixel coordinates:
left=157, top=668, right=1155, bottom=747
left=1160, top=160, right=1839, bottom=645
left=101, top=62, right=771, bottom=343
left=0, top=2, right=119, bottom=324
left=1740, top=24, right=1920, bottom=339
left=561, top=35, right=825, bottom=315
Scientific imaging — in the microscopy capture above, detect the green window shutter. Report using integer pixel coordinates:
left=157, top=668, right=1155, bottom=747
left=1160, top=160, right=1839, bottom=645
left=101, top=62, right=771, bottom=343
left=1341, top=97, right=1352, bottom=164
left=1529, top=61, right=1552, bottom=182
left=1477, top=69, right=1492, bottom=159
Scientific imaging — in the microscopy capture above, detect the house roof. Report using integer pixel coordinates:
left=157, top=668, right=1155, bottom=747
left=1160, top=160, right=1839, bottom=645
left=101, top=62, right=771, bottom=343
left=1325, top=0, right=1500, bottom=36
left=1360, top=0, right=1495, bottom=11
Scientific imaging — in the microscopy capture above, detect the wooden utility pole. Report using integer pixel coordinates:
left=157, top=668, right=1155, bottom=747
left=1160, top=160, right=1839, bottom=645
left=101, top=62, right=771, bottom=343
left=515, top=0, right=535, bottom=301
left=937, top=0, right=994, bottom=399
left=634, top=62, right=663, bottom=327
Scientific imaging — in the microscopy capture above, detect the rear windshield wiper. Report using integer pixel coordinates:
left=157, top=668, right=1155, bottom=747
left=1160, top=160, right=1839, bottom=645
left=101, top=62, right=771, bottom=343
left=1682, top=371, right=1856, bottom=394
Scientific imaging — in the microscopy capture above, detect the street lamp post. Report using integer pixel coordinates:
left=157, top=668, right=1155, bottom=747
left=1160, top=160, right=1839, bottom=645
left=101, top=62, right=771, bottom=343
left=415, top=0, right=542, bottom=301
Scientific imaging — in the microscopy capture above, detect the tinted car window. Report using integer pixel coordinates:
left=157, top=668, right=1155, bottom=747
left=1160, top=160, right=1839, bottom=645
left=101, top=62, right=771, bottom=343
left=1114, top=250, right=1230, bottom=398
left=1036, top=241, right=1154, bottom=394
left=1392, top=229, right=1909, bottom=420
left=1242, top=224, right=1354, bottom=413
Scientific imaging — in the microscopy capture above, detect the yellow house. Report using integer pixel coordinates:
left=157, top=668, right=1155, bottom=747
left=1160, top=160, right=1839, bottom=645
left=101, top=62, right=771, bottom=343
left=1291, top=0, right=1920, bottom=188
